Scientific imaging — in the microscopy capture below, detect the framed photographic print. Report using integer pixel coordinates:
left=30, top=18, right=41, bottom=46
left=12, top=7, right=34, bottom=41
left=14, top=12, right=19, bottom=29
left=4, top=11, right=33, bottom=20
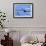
left=13, top=3, right=33, bottom=18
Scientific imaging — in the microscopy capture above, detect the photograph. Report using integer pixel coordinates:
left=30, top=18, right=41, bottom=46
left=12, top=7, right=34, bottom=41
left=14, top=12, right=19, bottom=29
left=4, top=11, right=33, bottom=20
left=13, top=3, right=33, bottom=18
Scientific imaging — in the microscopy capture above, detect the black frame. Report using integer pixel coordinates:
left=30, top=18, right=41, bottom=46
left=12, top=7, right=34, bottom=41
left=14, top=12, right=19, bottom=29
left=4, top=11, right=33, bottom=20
left=13, top=3, right=33, bottom=18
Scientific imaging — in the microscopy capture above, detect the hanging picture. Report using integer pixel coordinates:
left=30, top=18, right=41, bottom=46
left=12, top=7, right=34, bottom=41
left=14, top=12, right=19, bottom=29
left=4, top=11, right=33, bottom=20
left=13, top=3, right=33, bottom=18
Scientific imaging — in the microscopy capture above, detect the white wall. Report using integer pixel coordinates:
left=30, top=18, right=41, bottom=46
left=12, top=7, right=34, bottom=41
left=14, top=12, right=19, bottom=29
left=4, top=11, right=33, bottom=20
left=0, top=0, right=46, bottom=27
left=0, top=1, right=46, bottom=46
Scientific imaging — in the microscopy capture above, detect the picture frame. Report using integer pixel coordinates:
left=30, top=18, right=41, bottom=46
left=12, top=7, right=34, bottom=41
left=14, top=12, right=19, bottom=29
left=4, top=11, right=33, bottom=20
left=13, top=3, right=33, bottom=18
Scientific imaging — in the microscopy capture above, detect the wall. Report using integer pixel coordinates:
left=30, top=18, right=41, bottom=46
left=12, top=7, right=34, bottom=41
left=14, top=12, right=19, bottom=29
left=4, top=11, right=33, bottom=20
left=0, top=0, right=46, bottom=46
left=0, top=0, right=46, bottom=27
